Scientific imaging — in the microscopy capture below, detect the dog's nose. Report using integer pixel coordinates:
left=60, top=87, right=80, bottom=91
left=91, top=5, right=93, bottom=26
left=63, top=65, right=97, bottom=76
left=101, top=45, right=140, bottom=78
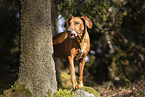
left=67, top=29, right=72, bottom=34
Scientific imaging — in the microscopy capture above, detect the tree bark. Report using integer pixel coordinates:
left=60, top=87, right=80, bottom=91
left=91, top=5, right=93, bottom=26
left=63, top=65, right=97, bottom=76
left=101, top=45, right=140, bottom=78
left=19, top=0, right=57, bottom=96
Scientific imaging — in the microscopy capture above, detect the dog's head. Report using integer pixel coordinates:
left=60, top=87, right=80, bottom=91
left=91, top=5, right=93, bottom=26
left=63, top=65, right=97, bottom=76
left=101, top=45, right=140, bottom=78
left=65, top=16, right=92, bottom=38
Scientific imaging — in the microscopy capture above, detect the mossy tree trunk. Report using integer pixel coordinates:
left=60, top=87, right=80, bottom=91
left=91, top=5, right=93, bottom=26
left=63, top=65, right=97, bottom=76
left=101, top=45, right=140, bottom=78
left=19, top=0, right=57, bottom=96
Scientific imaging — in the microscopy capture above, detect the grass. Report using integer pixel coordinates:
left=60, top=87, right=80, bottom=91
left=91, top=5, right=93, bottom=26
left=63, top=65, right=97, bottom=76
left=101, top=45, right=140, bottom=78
left=61, top=70, right=72, bottom=89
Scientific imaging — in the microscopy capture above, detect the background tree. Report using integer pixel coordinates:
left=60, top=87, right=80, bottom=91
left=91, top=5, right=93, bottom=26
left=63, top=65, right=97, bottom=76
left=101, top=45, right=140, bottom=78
left=51, top=0, right=63, bottom=88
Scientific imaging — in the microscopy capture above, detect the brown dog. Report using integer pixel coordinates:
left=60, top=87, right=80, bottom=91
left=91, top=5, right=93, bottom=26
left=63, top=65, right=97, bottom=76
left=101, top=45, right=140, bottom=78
left=53, top=16, right=92, bottom=89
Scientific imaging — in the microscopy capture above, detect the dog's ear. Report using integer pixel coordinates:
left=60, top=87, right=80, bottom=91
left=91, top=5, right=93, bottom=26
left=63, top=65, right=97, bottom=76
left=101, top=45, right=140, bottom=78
left=64, top=16, right=73, bottom=28
left=81, top=16, right=93, bottom=29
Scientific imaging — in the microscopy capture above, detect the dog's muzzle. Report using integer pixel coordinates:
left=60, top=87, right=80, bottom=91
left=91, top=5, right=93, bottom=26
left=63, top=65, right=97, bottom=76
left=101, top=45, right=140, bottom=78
left=67, top=30, right=78, bottom=39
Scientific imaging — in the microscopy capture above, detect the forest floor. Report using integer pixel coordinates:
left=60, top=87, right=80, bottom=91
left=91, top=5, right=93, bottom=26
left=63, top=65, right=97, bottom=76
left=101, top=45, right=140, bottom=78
left=0, top=69, right=144, bottom=96
left=60, top=70, right=145, bottom=97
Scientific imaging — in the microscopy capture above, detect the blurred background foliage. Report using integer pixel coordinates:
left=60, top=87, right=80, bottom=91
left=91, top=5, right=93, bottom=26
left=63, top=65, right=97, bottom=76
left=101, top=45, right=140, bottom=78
left=56, top=0, right=145, bottom=84
left=0, top=0, right=144, bottom=96
left=0, top=0, right=20, bottom=94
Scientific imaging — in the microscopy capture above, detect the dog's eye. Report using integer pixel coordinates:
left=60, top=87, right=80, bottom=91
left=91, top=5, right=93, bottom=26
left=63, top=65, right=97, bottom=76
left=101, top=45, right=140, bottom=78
left=75, top=22, right=80, bottom=25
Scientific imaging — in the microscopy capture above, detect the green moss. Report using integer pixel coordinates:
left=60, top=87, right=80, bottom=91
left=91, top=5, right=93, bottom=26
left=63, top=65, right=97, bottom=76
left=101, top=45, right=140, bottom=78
left=53, top=89, right=75, bottom=97
left=52, top=86, right=100, bottom=97
left=2, top=82, right=32, bottom=97
left=79, top=86, right=100, bottom=97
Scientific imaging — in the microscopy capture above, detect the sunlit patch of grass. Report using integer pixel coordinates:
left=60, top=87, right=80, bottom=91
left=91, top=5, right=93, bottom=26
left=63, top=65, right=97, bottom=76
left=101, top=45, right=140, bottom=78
left=61, top=70, right=72, bottom=89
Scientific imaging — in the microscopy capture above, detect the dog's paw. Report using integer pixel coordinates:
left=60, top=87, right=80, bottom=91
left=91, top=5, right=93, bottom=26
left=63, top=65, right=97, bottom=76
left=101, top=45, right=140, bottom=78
left=72, top=85, right=80, bottom=90
left=78, top=83, right=84, bottom=88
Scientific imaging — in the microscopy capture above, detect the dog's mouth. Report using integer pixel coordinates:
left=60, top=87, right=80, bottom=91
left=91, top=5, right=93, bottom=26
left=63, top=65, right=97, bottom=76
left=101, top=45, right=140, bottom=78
left=68, top=31, right=78, bottom=38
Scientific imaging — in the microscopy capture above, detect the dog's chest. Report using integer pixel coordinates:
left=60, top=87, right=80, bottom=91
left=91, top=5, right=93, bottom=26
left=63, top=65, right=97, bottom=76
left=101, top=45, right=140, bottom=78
left=80, top=37, right=88, bottom=51
left=75, top=37, right=89, bottom=60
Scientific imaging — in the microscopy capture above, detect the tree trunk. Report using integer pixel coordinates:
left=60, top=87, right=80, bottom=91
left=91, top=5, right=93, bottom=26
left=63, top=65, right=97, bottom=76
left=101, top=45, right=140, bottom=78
left=19, top=0, right=57, bottom=96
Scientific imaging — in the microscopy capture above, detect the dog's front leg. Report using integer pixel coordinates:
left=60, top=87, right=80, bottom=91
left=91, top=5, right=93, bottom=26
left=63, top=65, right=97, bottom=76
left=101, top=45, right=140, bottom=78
left=68, top=49, right=78, bottom=89
left=78, top=57, right=86, bottom=87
